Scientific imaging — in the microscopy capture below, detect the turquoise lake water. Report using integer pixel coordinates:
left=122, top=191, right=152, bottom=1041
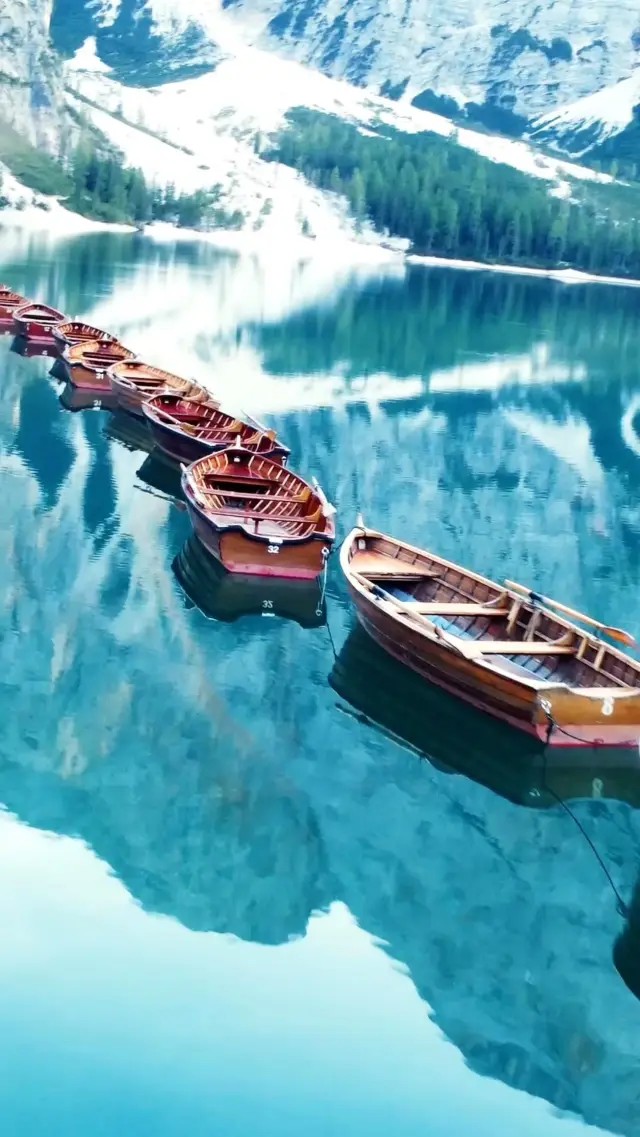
left=0, top=227, right=639, bottom=1135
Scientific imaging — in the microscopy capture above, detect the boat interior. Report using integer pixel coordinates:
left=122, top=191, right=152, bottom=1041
left=350, top=533, right=640, bottom=689
left=187, top=453, right=327, bottom=538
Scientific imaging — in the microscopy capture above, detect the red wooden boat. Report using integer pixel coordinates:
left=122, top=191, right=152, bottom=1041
left=109, top=360, right=212, bottom=419
left=181, top=446, right=336, bottom=579
left=62, top=339, right=136, bottom=392
left=142, top=393, right=289, bottom=465
left=341, top=524, right=640, bottom=749
left=0, top=286, right=27, bottom=324
left=12, top=301, right=66, bottom=342
left=52, top=321, right=117, bottom=351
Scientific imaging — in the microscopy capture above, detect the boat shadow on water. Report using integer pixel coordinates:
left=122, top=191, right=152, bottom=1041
left=172, top=535, right=327, bottom=628
left=330, top=624, right=640, bottom=810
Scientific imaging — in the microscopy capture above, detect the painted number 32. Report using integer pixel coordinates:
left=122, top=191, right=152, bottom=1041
left=267, top=545, right=280, bottom=554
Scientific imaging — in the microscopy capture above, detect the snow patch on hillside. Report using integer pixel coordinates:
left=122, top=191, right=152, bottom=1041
left=62, top=36, right=615, bottom=249
left=532, top=72, right=640, bottom=150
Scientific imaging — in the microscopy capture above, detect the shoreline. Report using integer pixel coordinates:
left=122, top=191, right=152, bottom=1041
left=3, top=203, right=640, bottom=287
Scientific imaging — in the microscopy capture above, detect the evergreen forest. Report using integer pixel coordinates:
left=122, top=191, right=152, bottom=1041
left=268, top=110, right=640, bottom=278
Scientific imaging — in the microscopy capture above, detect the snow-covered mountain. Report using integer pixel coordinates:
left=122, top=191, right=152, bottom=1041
left=49, top=0, right=640, bottom=123
left=0, top=0, right=637, bottom=242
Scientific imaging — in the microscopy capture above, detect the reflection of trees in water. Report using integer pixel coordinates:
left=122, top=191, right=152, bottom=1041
left=249, top=266, right=640, bottom=385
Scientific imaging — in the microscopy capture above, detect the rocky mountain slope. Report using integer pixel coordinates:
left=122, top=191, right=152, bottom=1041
left=47, top=1, right=640, bottom=139
left=0, top=1, right=637, bottom=241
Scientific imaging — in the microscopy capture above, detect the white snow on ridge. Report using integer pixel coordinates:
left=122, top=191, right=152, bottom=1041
left=532, top=71, right=640, bottom=145
left=63, top=34, right=614, bottom=250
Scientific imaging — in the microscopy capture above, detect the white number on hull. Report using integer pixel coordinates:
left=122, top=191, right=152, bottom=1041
left=267, top=545, right=280, bottom=555
left=601, top=697, right=614, bottom=716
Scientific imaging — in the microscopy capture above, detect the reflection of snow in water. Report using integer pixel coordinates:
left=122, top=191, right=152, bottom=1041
left=621, top=393, right=640, bottom=460
left=503, top=410, right=605, bottom=489
left=430, top=344, right=585, bottom=394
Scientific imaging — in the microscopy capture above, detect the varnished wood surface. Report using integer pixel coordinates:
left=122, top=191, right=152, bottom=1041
left=341, top=526, right=640, bottom=748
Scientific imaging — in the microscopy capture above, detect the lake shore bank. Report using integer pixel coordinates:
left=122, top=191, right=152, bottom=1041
left=4, top=202, right=640, bottom=288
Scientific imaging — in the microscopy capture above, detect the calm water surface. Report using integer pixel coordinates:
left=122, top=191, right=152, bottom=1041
left=1, top=227, right=639, bottom=1137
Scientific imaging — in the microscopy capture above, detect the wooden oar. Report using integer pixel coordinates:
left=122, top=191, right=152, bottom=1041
left=353, top=573, right=474, bottom=656
left=505, top=579, right=636, bottom=647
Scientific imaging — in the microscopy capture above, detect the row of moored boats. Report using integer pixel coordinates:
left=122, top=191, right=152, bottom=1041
left=4, top=286, right=640, bottom=754
left=0, top=288, right=336, bottom=580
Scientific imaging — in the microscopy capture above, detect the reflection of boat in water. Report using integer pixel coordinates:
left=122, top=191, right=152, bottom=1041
left=11, top=335, right=58, bottom=359
left=136, top=452, right=185, bottom=500
left=172, top=535, right=327, bottom=627
left=58, top=381, right=119, bottom=413
left=330, top=624, right=640, bottom=808
left=104, top=408, right=154, bottom=453
left=614, top=878, right=640, bottom=1001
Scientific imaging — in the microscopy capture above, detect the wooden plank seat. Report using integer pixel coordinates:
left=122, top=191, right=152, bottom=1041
left=402, top=602, right=510, bottom=617
left=197, top=489, right=309, bottom=504
left=461, top=639, right=576, bottom=657
left=351, top=552, right=440, bottom=581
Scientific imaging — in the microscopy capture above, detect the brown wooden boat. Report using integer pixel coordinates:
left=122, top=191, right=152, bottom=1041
left=0, top=286, right=28, bottom=323
left=62, top=339, right=136, bottom=392
left=109, top=360, right=211, bottom=419
left=52, top=321, right=117, bottom=351
left=12, top=301, right=66, bottom=342
left=181, top=446, right=336, bottom=579
left=341, top=523, right=640, bottom=749
left=142, top=393, right=290, bottom=466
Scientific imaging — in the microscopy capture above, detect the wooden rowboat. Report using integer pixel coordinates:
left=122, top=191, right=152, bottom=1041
left=142, top=393, right=290, bottom=466
left=341, top=524, right=640, bottom=748
left=109, top=360, right=211, bottom=419
left=181, top=446, right=336, bottom=579
left=62, top=339, right=136, bottom=392
left=52, top=321, right=117, bottom=351
left=172, top=535, right=326, bottom=627
left=331, top=624, right=640, bottom=807
left=12, top=301, right=66, bottom=342
left=0, top=286, right=27, bottom=322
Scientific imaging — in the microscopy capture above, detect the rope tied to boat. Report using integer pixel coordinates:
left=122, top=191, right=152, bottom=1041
left=539, top=703, right=629, bottom=918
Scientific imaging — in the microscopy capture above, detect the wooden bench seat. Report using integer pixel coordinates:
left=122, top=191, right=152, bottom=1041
left=463, top=639, right=575, bottom=657
left=405, top=602, right=509, bottom=617
left=352, top=552, right=440, bottom=581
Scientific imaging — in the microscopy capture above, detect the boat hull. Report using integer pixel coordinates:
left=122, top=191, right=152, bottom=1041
left=110, top=375, right=147, bottom=417
left=147, top=415, right=287, bottom=466
left=12, top=316, right=59, bottom=342
left=65, top=361, right=112, bottom=392
left=187, top=502, right=331, bottom=579
left=331, top=624, right=640, bottom=805
left=172, top=537, right=326, bottom=626
left=349, top=584, right=640, bottom=749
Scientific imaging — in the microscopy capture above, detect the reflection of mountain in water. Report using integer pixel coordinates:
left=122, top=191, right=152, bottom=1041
left=2, top=259, right=640, bottom=1136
